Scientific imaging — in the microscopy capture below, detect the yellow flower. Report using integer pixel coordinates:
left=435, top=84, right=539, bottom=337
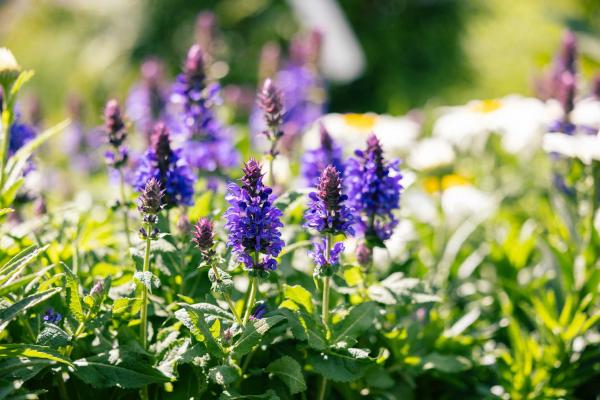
left=423, top=174, right=470, bottom=194
left=470, top=99, right=502, bottom=114
left=342, top=113, right=377, bottom=131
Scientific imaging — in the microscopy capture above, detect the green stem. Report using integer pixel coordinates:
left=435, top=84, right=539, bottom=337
left=0, top=94, right=13, bottom=195
left=242, top=277, right=258, bottom=326
left=317, top=375, right=328, bottom=400
left=210, top=264, right=242, bottom=325
left=140, top=222, right=152, bottom=349
left=118, top=168, right=132, bottom=249
left=322, top=234, right=332, bottom=334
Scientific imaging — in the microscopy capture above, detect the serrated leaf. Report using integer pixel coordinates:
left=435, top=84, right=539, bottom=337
left=61, top=263, right=84, bottom=322
left=0, top=344, right=72, bottom=367
left=308, top=351, right=370, bottom=382
left=232, top=315, right=285, bottom=358
left=209, top=365, right=239, bottom=386
left=283, top=285, right=314, bottom=313
left=333, top=302, right=377, bottom=342
left=0, top=287, right=61, bottom=331
left=73, top=353, right=170, bottom=388
left=184, top=302, right=235, bottom=322
left=266, top=356, right=306, bottom=394
left=175, top=306, right=224, bottom=356
left=134, top=271, right=160, bottom=293
left=37, top=323, right=71, bottom=348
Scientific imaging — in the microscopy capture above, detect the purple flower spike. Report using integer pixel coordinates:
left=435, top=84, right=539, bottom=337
left=104, top=99, right=126, bottom=148
left=224, top=159, right=284, bottom=275
left=301, top=123, right=345, bottom=187
left=304, top=165, right=354, bottom=236
left=171, top=45, right=239, bottom=173
left=133, top=123, right=196, bottom=207
left=257, top=78, right=284, bottom=133
left=346, top=134, right=403, bottom=244
left=126, top=58, right=169, bottom=137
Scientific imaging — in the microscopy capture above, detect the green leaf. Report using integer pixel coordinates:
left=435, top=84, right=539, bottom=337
left=421, top=353, right=472, bottom=373
left=134, top=271, right=160, bottom=293
left=175, top=305, right=224, bottom=356
left=308, top=351, right=370, bottom=382
left=0, top=357, right=54, bottom=382
left=112, top=297, right=141, bottom=316
left=73, top=353, right=170, bottom=388
left=62, top=263, right=84, bottom=322
left=9, top=70, right=34, bottom=98
left=208, top=365, right=239, bottom=386
left=232, top=315, right=285, bottom=358
left=266, top=356, right=306, bottom=394
left=0, top=264, right=53, bottom=297
left=283, top=285, right=314, bottom=313
left=0, top=287, right=61, bottom=330
left=333, top=302, right=378, bottom=342
left=0, top=344, right=72, bottom=367
left=36, top=323, right=71, bottom=348
left=0, top=245, right=47, bottom=286
left=184, top=302, right=235, bottom=322
left=0, top=208, right=12, bottom=217
left=219, top=389, right=281, bottom=400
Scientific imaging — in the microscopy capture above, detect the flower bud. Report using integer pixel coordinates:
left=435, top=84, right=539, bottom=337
left=0, top=48, right=21, bottom=89
left=137, top=177, right=165, bottom=216
left=257, top=78, right=284, bottom=130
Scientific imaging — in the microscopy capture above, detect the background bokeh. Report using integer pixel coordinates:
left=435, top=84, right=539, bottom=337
left=1, top=0, right=600, bottom=121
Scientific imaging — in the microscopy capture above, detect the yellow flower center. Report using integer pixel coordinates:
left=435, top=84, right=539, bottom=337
left=470, top=99, right=502, bottom=114
left=423, top=174, right=471, bottom=194
left=343, top=113, right=377, bottom=131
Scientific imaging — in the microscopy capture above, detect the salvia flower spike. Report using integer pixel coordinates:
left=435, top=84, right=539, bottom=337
left=133, top=122, right=196, bottom=208
left=346, top=134, right=403, bottom=246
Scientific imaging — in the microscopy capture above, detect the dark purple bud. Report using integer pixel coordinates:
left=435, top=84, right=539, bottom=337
left=366, top=134, right=385, bottom=173
left=558, top=72, right=576, bottom=115
left=104, top=99, right=126, bottom=147
left=356, top=243, right=372, bottom=268
left=33, top=196, right=47, bottom=216
left=319, top=122, right=333, bottom=151
left=193, top=217, right=215, bottom=254
left=561, top=30, right=577, bottom=74
left=184, top=44, right=205, bottom=82
left=592, top=75, right=600, bottom=99
left=257, top=78, right=284, bottom=130
left=241, top=158, right=264, bottom=194
left=137, top=177, right=165, bottom=216
left=150, top=122, right=172, bottom=175
left=177, top=214, right=192, bottom=236
left=90, top=280, right=104, bottom=298
left=318, top=165, right=343, bottom=211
